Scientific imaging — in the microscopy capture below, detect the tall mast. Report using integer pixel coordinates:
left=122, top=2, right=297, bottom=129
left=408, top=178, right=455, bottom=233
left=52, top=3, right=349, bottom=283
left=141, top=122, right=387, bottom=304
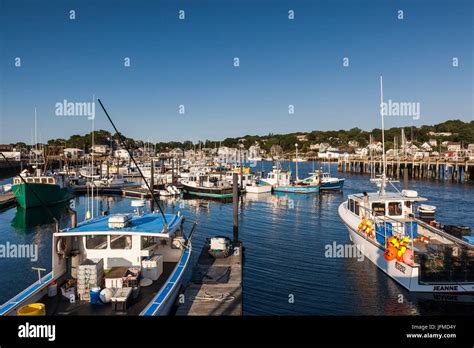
left=380, top=75, right=386, bottom=195
left=33, top=107, right=40, bottom=175
left=91, top=94, right=95, bottom=219
left=295, top=143, right=299, bottom=180
left=34, top=107, right=37, bottom=152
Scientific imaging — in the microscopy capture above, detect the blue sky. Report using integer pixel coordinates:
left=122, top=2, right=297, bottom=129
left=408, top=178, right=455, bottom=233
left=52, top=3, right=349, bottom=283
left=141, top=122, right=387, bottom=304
left=0, top=0, right=472, bottom=144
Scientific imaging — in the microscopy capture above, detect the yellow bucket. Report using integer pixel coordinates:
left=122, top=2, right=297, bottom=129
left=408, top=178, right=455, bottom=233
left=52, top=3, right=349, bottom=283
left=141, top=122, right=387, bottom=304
left=17, top=303, right=46, bottom=316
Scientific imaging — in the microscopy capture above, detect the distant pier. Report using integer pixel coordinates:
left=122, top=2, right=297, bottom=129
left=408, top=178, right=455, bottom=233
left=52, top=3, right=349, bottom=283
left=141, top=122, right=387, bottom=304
left=338, top=157, right=474, bottom=182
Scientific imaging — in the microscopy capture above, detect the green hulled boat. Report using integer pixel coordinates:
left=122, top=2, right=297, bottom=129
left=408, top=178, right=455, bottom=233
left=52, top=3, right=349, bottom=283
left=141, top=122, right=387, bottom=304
left=181, top=174, right=233, bottom=199
left=12, top=174, right=74, bottom=209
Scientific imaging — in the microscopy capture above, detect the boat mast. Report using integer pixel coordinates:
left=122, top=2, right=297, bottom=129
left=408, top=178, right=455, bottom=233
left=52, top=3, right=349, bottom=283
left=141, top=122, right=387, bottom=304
left=380, top=75, right=386, bottom=195
left=295, top=143, right=299, bottom=180
left=91, top=101, right=95, bottom=219
left=34, top=107, right=38, bottom=175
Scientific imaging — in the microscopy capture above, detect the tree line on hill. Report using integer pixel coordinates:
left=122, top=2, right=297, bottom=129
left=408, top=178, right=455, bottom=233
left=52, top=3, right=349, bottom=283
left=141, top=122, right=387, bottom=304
left=10, top=119, right=474, bottom=154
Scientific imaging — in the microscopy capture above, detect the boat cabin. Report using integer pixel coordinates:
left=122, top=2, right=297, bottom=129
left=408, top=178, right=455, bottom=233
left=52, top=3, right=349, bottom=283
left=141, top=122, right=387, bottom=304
left=346, top=190, right=425, bottom=220
left=55, top=212, right=185, bottom=271
left=187, top=174, right=230, bottom=188
left=264, top=169, right=291, bottom=187
left=14, top=175, right=69, bottom=188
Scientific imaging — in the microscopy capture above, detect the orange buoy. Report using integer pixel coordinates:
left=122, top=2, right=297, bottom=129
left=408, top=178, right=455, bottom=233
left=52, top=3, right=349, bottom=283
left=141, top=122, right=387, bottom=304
left=384, top=245, right=398, bottom=261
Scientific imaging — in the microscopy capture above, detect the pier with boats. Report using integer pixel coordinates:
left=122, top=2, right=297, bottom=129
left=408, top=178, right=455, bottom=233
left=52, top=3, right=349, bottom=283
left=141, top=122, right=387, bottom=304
left=0, top=92, right=473, bottom=318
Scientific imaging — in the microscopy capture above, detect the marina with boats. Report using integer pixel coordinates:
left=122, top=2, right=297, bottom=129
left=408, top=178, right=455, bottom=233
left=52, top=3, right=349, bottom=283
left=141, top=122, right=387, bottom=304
left=0, top=88, right=473, bottom=317
left=1, top=150, right=473, bottom=317
left=0, top=0, right=472, bottom=345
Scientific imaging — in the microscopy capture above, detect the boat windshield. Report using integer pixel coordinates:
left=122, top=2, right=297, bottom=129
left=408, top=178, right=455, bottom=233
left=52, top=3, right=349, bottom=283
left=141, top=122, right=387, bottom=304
left=387, top=202, right=403, bottom=216
left=372, top=202, right=385, bottom=216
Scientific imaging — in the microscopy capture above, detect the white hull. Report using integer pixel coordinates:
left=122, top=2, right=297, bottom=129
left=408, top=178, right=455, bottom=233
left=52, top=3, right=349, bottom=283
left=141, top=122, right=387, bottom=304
left=245, top=185, right=272, bottom=194
left=338, top=203, right=474, bottom=293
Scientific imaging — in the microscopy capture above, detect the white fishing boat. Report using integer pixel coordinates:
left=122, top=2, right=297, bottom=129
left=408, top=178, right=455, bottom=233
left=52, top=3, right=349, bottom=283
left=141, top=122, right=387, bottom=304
left=338, top=76, right=474, bottom=293
left=0, top=199, right=195, bottom=316
left=92, top=174, right=138, bottom=188
left=300, top=170, right=344, bottom=190
left=264, top=157, right=320, bottom=194
left=1, top=99, right=196, bottom=316
left=79, top=166, right=101, bottom=180
left=181, top=174, right=233, bottom=199
left=260, top=165, right=291, bottom=187
left=245, top=179, right=272, bottom=194
left=292, top=157, right=307, bottom=162
left=158, top=185, right=181, bottom=197
left=0, top=183, right=12, bottom=193
left=224, top=168, right=255, bottom=189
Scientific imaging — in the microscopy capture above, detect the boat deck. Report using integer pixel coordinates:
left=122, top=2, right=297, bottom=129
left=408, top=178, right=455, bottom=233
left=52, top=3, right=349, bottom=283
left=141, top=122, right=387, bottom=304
left=41, top=262, right=176, bottom=316
left=176, top=241, right=243, bottom=316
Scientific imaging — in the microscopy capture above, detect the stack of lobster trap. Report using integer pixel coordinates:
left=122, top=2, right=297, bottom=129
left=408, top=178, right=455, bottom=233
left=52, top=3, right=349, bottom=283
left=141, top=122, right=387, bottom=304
left=418, top=243, right=474, bottom=283
left=77, top=258, right=104, bottom=301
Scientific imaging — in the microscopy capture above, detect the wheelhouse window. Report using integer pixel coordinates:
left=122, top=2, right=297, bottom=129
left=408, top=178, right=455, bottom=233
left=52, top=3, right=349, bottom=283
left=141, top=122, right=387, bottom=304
left=372, top=202, right=386, bottom=216
left=388, top=202, right=402, bottom=216
left=85, top=235, right=108, bottom=249
left=348, top=199, right=354, bottom=212
left=142, top=236, right=159, bottom=249
left=110, top=235, right=132, bottom=249
left=354, top=201, right=360, bottom=216
left=48, top=178, right=54, bottom=184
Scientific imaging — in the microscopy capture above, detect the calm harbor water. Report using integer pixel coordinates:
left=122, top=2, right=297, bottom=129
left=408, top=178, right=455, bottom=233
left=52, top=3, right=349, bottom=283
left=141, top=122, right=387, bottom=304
left=1, top=161, right=473, bottom=315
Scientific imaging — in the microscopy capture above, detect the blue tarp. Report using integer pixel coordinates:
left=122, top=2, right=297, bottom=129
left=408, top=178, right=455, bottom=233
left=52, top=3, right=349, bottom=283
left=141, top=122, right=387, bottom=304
left=375, top=222, right=392, bottom=245
left=405, top=221, right=418, bottom=238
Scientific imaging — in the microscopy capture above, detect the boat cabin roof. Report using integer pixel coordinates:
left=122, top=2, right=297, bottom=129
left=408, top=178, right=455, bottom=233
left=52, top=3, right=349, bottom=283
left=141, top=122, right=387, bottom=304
left=349, top=191, right=427, bottom=202
left=55, top=213, right=182, bottom=237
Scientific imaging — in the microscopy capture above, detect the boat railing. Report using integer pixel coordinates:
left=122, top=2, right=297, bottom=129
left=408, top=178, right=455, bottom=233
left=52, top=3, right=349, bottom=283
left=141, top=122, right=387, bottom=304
left=358, top=205, right=474, bottom=282
left=183, top=220, right=198, bottom=247
left=358, top=205, right=416, bottom=254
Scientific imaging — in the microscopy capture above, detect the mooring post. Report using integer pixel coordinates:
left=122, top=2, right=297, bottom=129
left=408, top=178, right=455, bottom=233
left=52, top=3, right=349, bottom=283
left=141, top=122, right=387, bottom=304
left=233, top=173, right=239, bottom=243
left=404, top=167, right=408, bottom=190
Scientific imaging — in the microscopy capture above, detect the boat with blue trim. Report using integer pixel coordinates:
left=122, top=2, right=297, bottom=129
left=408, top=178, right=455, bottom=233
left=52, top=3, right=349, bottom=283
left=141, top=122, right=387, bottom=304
left=300, top=171, right=344, bottom=190
left=262, top=164, right=320, bottom=194
left=0, top=200, right=195, bottom=316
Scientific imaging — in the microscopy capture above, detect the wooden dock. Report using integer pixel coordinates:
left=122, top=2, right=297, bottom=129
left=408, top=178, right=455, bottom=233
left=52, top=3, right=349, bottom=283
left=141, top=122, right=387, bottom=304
left=338, top=156, right=474, bottom=182
left=73, top=185, right=158, bottom=199
left=0, top=192, right=16, bottom=211
left=176, top=241, right=243, bottom=316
